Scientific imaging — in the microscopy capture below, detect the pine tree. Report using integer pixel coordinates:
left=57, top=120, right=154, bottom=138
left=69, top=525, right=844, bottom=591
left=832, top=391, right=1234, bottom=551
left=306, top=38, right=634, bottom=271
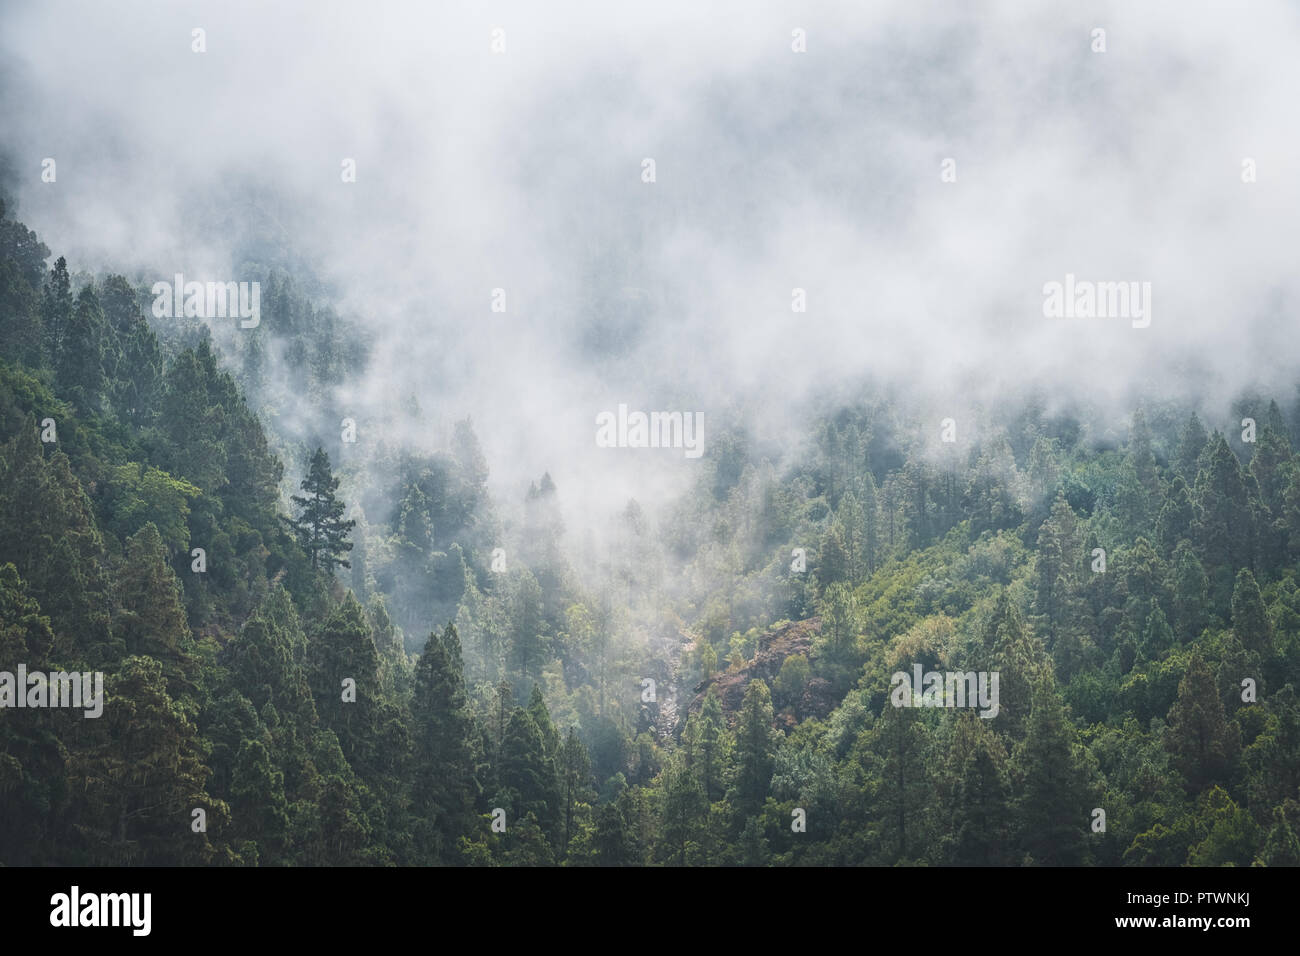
left=658, top=751, right=706, bottom=865
left=229, top=738, right=290, bottom=864
left=981, top=591, right=1049, bottom=740
left=40, top=255, right=71, bottom=366
left=836, top=490, right=866, bottom=584
left=964, top=437, right=1024, bottom=537
left=1165, top=651, right=1239, bottom=792
left=1242, top=686, right=1300, bottom=811
left=157, top=343, right=228, bottom=493
left=1034, top=492, right=1081, bottom=645
left=733, top=679, right=776, bottom=816
left=1249, top=409, right=1293, bottom=517
left=226, top=587, right=317, bottom=724
left=874, top=698, right=931, bottom=862
left=1256, top=803, right=1300, bottom=866
left=1155, top=477, right=1195, bottom=557
left=1129, top=408, right=1160, bottom=497
left=1174, top=413, right=1208, bottom=483
left=1192, top=435, right=1255, bottom=604
left=527, top=684, right=561, bottom=762
left=499, top=708, right=560, bottom=843
left=70, top=655, right=227, bottom=864
left=56, top=285, right=107, bottom=412
left=1230, top=568, right=1273, bottom=656
left=739, top=815, right=770, bottom=866
left=1010, top=677, right=1092, bottom=865
left=591, top=801, right=638, bottom=866
left=683, top=686, right=729, bottom=802
left=0, top=242, right=44, bottom=369
left=116, top=317, right=163, bottom=426
left=560, top=727, right=592, bottom=857
left=287, top=447, right=356, bottom=572
left=817, top=582, right=857, bottom=659
left=510, top=572, right=547, bottom=688
left=861, top=472, right=881, bottom=576
left=817, top=521, right=850, bottom=587
left=411, top=622, right=477, bottom=863
left=0, top=432, right=112, bottom=661
left=1169, top=540, right=1209, bottom=642
left=0, top=564, right=65, bottom=864
left=1283, top=465, right=1300, bottom=561
left=1139, top=606, right=1175, bottom=661
left=309, top=594, right=381, bottom=774
left=946, top=713, right=1011, bottom=865
left=118, top=522, right=199, bottom=699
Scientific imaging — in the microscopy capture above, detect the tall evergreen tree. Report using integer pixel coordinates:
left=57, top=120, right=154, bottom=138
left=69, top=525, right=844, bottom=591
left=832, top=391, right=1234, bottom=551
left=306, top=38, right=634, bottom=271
left=1169, top=540, right=1209, bottom=642
left=1155, top=476, right=1195, bottom=557
left=1192, top=435, right=1255, bottom=604
left=499, top=708, right=560, bottom=844
left=56, top=285, right=107, bottom=411
left=1010, top=677, right=1092, bottom=865
left=1174, top=413, right=1209, bottom=483
left=1230, top=568, right=1273, bottom=657
left=945, top=713, right=1011, bottom=865
left=40, top=255, right=71, bottom=366
left=1165, top=651, right=1240, bottom=792
left=287, top=447, right=356, bottom=572
left=118, top=522, right=199, bottom=699
left=683, top=686, right=729, bottom=802
left=733, top=679, right=776, bottom=816
left=560, top=727, right=592, bottom=858
left=411, top=622, right=478, bottom=863
left=980, top=591, right=1049, bottom=740
left=874, top=698, right=931, bottom=862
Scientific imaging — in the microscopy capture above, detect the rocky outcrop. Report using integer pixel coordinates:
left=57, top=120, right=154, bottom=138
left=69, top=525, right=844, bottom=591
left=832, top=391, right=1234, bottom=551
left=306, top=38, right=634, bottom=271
left=681, top=617, right=828, bottom=730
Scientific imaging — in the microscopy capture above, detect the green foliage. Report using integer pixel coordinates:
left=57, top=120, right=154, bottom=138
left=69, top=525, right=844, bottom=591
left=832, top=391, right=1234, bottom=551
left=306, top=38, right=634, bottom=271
left=287, top=447, right=355, bottom=572
left=4, top=200, right=1300, bottom=868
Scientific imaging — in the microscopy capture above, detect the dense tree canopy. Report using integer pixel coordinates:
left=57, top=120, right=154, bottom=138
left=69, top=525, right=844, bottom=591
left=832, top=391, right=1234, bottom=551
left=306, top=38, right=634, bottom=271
left=2, top=199, right=1298, bottom=867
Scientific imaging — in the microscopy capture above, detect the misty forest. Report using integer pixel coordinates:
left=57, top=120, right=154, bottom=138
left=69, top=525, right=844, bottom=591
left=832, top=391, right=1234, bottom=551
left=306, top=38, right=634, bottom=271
left=3, top=5, right=1300, bottom=869
left=3, top=194, right=1299, bottom=866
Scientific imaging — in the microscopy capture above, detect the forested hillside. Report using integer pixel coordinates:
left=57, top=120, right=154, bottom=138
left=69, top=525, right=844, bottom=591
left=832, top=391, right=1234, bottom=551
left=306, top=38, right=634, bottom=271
left=2, top=198, right=1299, bottom=866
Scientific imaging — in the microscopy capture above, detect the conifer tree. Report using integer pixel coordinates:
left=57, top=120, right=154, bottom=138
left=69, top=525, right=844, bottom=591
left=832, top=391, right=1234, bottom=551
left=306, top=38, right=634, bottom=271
left=560, top=727, right=592, bottom=857
left=946, top=713, right=1011, bottom=865
left=499, top=708, right=559, bottom=843
left=1174, top=413, right=1208, bottom=483
left=510, top=573, right=546, bottom=688
left=230, top=738, right=290, bottom=864
left=981, top=591, right=1049, bottom=740
left=733, top=679, right=776, bottom=816
left=1010, top=677, right=1092, bottom=865
left=1192, top=435, right=1255, bottom=603
left=659, top=751, right=707, bottom=866
left=684, top=686, right=729, bottom=802
left=309, top=594, right=380, bottom=774
left=1165, top=651, right=1239, bottom=792
left=1169, top=540, right=1209, bottom=642
left=40, top=255, right=71, bottom=365
left=56, top=285, right=107, bottom=412
left=874, top=698, right=931, bottom=862
left=1155, top=477, right=1195, bottom=556
left=119, top=522, right=198, bottom=699
left=411, top=622, right=477, bottom=862
left=287, top=447, right=355, bottom=572
left=1230, top=568, right=1273, bottom=656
